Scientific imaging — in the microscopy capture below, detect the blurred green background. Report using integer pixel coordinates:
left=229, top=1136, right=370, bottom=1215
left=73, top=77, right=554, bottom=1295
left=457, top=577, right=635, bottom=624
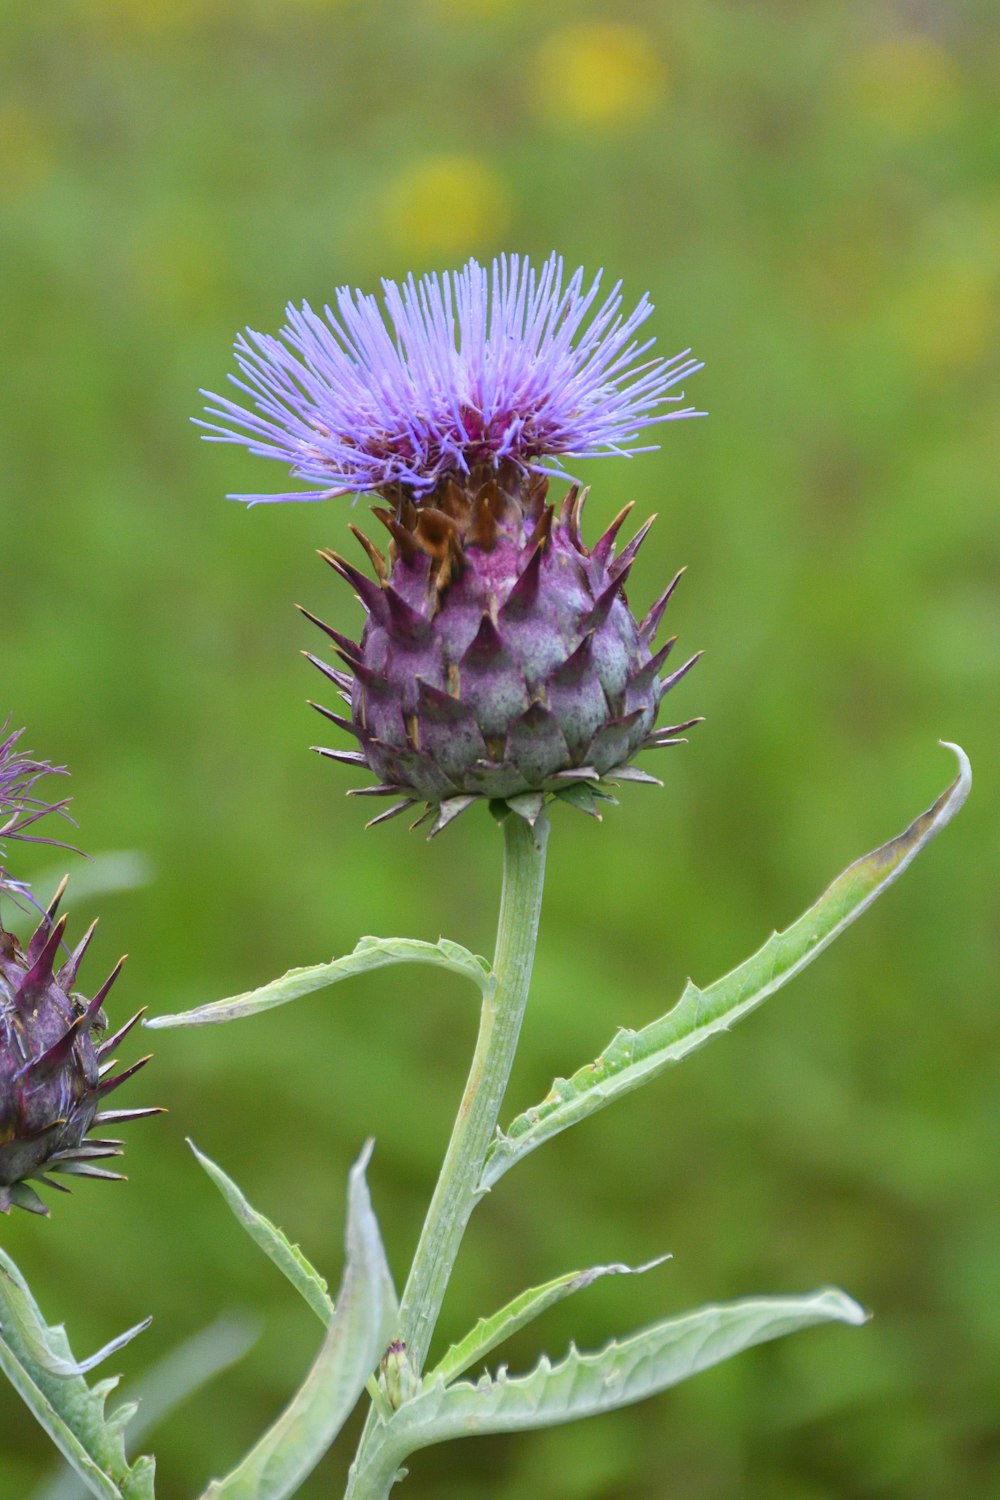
left=2, top=1, right=998, bottom=1495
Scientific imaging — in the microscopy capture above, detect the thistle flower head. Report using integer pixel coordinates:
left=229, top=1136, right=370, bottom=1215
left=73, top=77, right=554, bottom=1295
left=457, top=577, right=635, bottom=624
left=0, top=723, right=161, bottom=1215
left=200, top=253, right=703, bottom=504
left=203, top=253, right=704, bottom=832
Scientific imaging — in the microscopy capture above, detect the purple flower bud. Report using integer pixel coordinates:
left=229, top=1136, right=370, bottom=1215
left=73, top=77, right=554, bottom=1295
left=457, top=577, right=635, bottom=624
left=306, top=465, right=702, bottom=832
left=0, top=725, right=162, bottom=1215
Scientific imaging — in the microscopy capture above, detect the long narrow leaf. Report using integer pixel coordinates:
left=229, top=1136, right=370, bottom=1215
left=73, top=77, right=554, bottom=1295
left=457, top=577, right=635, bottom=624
left=148, top=936, right=490, bottom=1029
left=34, top=1317, right=258, bottom=1500
left=369, top=1288, right=864, bottom=1470
left=0, top=1248, right=154, bottom=1500
left=188, top=1141, right=333, bottom=1325
left=200, top=1143, right=397, bottom=1500
left=0, top=1345, right=122, bottom=1500
left=0, top=1272, right=149, bottom=1381
left=483, top=743, right=970, bottom=1189
left=429, top=1258, right=669, bottom=1386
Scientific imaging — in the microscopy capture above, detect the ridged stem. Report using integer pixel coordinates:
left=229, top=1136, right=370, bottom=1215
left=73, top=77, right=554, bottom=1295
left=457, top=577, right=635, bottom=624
left=400, top=809, right=549, bottom=1368
left=346, top=810, right=549, bottom=1500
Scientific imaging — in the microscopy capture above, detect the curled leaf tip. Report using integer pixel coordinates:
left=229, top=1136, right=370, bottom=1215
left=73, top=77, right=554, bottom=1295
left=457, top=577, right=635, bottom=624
left=817, top=1287, right=869, bottom=1327
left=937, top=739, right=971, bottom=791
left=353, top=1138, right=376, bottom=1176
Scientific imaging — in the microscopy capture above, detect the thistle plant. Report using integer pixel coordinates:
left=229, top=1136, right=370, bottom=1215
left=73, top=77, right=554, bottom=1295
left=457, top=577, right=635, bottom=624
left=0, top=255, right=971, bottom=1500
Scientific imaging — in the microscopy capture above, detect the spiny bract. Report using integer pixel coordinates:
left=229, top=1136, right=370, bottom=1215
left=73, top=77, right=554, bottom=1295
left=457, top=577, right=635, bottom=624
left=0, top=726, right=159, bottom=1215
left=0, top=881, right=158, bottom=1216
left=305, top=462, right=700, bottom=834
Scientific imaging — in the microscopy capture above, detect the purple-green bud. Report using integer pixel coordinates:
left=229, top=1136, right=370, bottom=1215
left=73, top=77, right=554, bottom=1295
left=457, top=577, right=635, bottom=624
left=307, top=463, right=701, bottom=832
left=0, top=882, right=160, bottom=1215
left=0, top=724, right=161, bottom=1215
left=380, top=1339, right=420, bottom=1410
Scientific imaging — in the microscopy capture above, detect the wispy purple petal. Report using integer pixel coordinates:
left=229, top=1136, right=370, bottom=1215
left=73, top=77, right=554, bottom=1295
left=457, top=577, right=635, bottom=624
left=0, top=722, right=76, bottom=901
left=199, top=253, right=704, bottom=503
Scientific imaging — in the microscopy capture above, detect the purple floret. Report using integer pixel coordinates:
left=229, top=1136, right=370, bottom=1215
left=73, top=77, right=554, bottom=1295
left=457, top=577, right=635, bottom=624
left=199, top=253, right=703, bottom=504
left=0, top=723, right=73, bottom=900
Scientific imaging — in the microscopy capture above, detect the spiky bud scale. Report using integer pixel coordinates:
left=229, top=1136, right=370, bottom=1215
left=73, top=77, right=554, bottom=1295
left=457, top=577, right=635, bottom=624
left=308, top=465, right=700, bottom=831
left=0, top=883, right=156, bottom=1216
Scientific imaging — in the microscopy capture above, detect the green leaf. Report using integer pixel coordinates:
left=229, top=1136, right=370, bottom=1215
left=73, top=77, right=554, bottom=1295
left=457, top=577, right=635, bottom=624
left=0, top=1247, right=155, bottom=1500
left=34, top=1316, right=257, bottom=1500
left=0, top=1271, right=150, bottom=1381
left=188, top=1141, right=333, bottom=1326
left=147, top=936, right=491, bottom=1029
left=428, top=1257, right=669, bottom=1386
left=483, top=743, right=971, bottom=1189
left=368, top=1288, right=864, bottom=1470
left=200, top=1142, right=397, bottom=1500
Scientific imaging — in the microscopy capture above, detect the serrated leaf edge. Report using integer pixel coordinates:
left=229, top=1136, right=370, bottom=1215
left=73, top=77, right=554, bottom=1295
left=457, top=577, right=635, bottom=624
left=148, top=936, right=491, bottom=1029
left=483, top=744, right=971, bottom=1187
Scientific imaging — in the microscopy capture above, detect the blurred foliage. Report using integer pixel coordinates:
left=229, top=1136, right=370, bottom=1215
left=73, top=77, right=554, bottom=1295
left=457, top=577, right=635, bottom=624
left=1, top=0, right=997, bottom=1496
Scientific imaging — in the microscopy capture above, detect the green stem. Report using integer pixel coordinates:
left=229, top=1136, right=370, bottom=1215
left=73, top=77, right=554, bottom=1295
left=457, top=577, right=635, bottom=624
left=399, top=810, right=549, bottom=1372
left=345, top=810, right=548, bottom=1500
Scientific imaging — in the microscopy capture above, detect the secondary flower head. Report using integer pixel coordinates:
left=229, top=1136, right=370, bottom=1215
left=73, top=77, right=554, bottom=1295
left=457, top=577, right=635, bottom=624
left=0, top=722, right=160, bottom=1214
left=200, top=253, right=703, bottom=504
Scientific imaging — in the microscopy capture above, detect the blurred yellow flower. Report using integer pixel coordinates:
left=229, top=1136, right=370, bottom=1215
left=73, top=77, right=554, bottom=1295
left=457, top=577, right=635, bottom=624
left=0, top=103, right=53, bottom=197
left=262, top=0, right=353, bottom=10
left=894, top=268, right=998, bottom=375
left=83, top=0, right=350, bottom=31
left=529, top=22, right=666, bottom=130
left=82, top=0, right=222, bottom=37
left=378, top=155, right=513, bottom=258
left=849, top=34, right=963, bottom=137
left=421, top=0, right=524, bottom=18
left=891, top=198, right=1000, bottom=373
